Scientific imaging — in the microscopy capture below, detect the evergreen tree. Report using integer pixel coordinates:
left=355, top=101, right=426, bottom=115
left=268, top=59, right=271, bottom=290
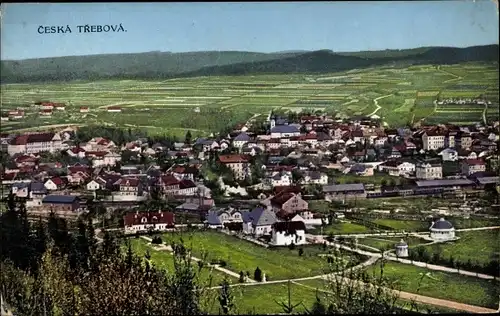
left=218, top=278, right=235, bottom=315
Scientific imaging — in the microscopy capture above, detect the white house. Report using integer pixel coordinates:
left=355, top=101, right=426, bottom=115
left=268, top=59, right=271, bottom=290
left=268, top=171, right=292, bottom=187
left=242, top=207, right=277, bottom=236
left=438, top=148, right=458, bottom=162
left=270, top=221, right=307, bottom=246
left=291, top=211, right=323, bottom=226
left=398, top=161, right=416, bottom=175
left=300, top=171, right=328, bottom=185
left=86, top=179, right=102, bottom=191
left=123, top=211, right=175, bottom=234
left=44, top=178, right=65, bottom=191
left=429, top=218, right=456, bottom=241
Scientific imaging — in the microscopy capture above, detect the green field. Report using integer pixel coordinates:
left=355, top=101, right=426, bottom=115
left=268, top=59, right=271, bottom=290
left=1, top=63, right=497, bottom=134
left=364, top=261, right=500, bottom=308
left=318, top=221, right=373, bottom=235
left=371, top=219, right=430, bottom=232
left=123, top=238, right=237, bottom=286
left=160, top=230, right=361, bottom=280
left=358, top=236, right=427, bottom=251
left=422, top=230, right=500, bottom=266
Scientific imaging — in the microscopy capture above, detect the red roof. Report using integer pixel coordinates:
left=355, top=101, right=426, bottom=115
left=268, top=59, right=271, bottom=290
left=15, top=155, right=38, bottom=163
left=273, top=185, right=301, bottom=195
left=160, top=174, right=180, bottom=186
left=49, top=177, right=65, bottom=185
left=10, top=133, right=55, bottom=145
left=80, top=107, right=89, bottom=109
left=108, top=106, right=121, bottom=110
left=116, top=178, right=140, bottom=187
left=1, top=173, right=17, bottom=181
left=465, top=159, right=485, bottom=166
left=70, top=147, right=86, bottom=154
left=219, top=154, right=249, bottom=164
left=68, top=166, right=90, bottom=174
left=271, top=192, right=296, bottom=206
left=179, top=179, right=196, bottom=189
left=123, top=211, right=175, bottom=227
left=85, top=151, right=108, bottom=157
left=97, top=138, right=110, bottom=146
left=41, top=109, right=53, bottom=113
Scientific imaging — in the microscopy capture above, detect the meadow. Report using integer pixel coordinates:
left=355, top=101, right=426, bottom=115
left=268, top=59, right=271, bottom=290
left=358, top=236, right=426, bottom=251
left=1, top=62, right=498, bottom=135
left=363, top=261, right=500, bottom=308
left=421, top=230, right=500, bottom=266
left=159, top=230, right=362, bottom=280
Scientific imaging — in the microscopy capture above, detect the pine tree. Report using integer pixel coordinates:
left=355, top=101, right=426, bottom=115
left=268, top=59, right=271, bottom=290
left=218, top=278, right=235, bottom=315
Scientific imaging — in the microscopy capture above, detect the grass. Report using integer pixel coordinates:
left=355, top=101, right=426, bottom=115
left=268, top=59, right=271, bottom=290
left=318, top=221, right=373, bottom=235
left=422, top=230, right=500, bottom=266
left=364, top=261, right=500, bottom=309
left=123, top=237, right=236, bottom=286
left=371, top=219, right=430, bottom=232
left=160, top=230, right=361, bottom=280
left=358, top=236, right=427, bottom=251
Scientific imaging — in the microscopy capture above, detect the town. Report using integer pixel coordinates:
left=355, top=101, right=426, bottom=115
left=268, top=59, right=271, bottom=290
left=1, top=108, right=499, bottom=313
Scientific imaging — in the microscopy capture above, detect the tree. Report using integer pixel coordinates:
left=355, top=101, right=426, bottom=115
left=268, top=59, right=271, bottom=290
left=218, top=278, right=235, bottom=315
left=298, top=248, right=304, bottom=256
left=239, top=271, right=245, bottom=283
left=185, top=130, right=193, bottom=144
left=275, top=280, right=303, bottom=314
left=254, top=267, right=262, bottom=282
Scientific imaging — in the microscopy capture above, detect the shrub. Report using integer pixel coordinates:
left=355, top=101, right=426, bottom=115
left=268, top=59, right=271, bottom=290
left=298, top=248, right=304, bottom=256
left=151, top=236, right=162, bottom=244
left=288, top=242, right=296, bottom=250
left=254, top=267, right=262, bottom=282
left=239, top=271, right=245, bottom=283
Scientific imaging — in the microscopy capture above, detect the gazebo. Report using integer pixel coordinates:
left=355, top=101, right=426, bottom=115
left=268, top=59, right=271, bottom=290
left=395, top=239, right=409, bottom=257
left=429, top=218, right=455, bottom=241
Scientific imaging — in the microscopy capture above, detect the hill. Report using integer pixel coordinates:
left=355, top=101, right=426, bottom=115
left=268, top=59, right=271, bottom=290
left=1, top=45, right=498, bottom=83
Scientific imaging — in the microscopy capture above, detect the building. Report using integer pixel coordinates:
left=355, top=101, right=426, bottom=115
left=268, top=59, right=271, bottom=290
left=395, top=240, right=409, bottom=257
left=80, top=107, right=90, bottom=113
left=232, top=132, right=251, bottom=149
left=218, top=154, right=251, bottom=180
left=41, top=195, right=81, bottom=212
left=323, top=184, right=366, bottom=201
left=460, top=159, right=486, bottom=176
left=107, top=106, right=122, bottom=113
left=415, top=160, right=442, bottom=180
left=438, top=148, right=458, bottom=162
left=205, top=208, right=244, bottom=228
left=123, top=211, right=175, bottom=234
left=115, top=178, right=143, bottom=196
left=269, top=192, right=308, bottom=216
left=422, top=130, right=446, bottom=151
left=270, top=125, right=300, bottom=139
left=242, top=207, right=277, bottom=236
left=271, top=221, right=307, bottom=246
left=300, top=171, right=329, bottom=185
left=8, top=132, right=63, bottom=155
left=429, top=218, right=456, bottom=241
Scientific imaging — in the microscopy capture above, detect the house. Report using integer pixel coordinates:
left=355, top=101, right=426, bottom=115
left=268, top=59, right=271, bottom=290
left=268, top=171, right=292, bottom=187
left=232, top=132, right=252, bottom=149
left=67, top=147, right=86, bottom=158
left=44, top=177, right=66, bottom=191
left=300, top=171, right=328, bottom=185
left=395, top=240, right=409, bottom=257
left=114, top=178, right=143, bottom=196
left=169, top=165, right=198, bottom=181
left=429, top=218, right=456, bottom=241
left=415, top=160, right=443, bottom=180
left=8, top=132, right=63, bottom=155
left=39, top=109, right=53, bottom=116
left=177, top=179, right=199, bottom=196
left=107, top=106, right=122, bottom=113
left=205, top=208, right=244, bottom=228
left=41, top=195, right=81, bottom=212
left=270, top=125, right=300, bottom=139
left=123, top=211, right=175, bottom=234
left=158, top=174, right=181, bottom=195
left=438, top=148, right=458, bottom=162
left=218, top=154, right=251, bottom=180
left=11, top=182, right=30, bottom=198
left=29, top=181, right=48, bottom=199
left=460, top=159, right=486, bottom=176
left=86, top=179, right=104, bottom=191
left=323, top=184, right=366, bottom=201
left=242, top=207, right=277, bottom=236
left=270, top=221, right=307, bottom=246
left=291, top=211, right=323, bottom=226
left=422, top=130, right=446, bottom=151
left=80, top=107, right=90, bottom=113
left=269, top=192, right=308, bottom=215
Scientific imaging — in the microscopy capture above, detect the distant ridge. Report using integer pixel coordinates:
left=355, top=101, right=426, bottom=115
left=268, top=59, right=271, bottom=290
left=1, top=44, right=498, bottom=83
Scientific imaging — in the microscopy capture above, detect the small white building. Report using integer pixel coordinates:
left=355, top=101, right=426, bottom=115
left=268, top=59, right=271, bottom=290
left=271, top=221, right=307, bottom=246
left=429, top=218, right=456, bottom=241
left=395, top=239, right=409, bottom=257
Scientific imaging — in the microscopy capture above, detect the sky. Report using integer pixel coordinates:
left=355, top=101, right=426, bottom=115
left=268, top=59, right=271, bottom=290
left=1, top=1, right=499, bottom=60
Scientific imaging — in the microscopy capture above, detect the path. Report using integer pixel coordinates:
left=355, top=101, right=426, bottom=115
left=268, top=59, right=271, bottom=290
left=309, top=235, right=498, bottom=281
left=367, top=94, right=393, bottom=117
left=437, top=66, right=463, bottom=84
left=482, top=102, right=488, bottom=125
left=140, top=236, right=255, bottom=282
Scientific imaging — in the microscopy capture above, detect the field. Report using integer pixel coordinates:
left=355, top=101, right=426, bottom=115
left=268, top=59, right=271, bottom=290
left=123, top=238, right=237, bottom=286
left=421, top=230, right=500, bottom=266
left=371, top=219, right=430, bottom=232
left=1, top=63, right=498, bottom=134
left=315, top=221, right=373, bottom=235
left=159, top=230, right=362, bottom=280
left=364, top=261, right=500, bottom=308
left=358, top=236, right=427, bottom=251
